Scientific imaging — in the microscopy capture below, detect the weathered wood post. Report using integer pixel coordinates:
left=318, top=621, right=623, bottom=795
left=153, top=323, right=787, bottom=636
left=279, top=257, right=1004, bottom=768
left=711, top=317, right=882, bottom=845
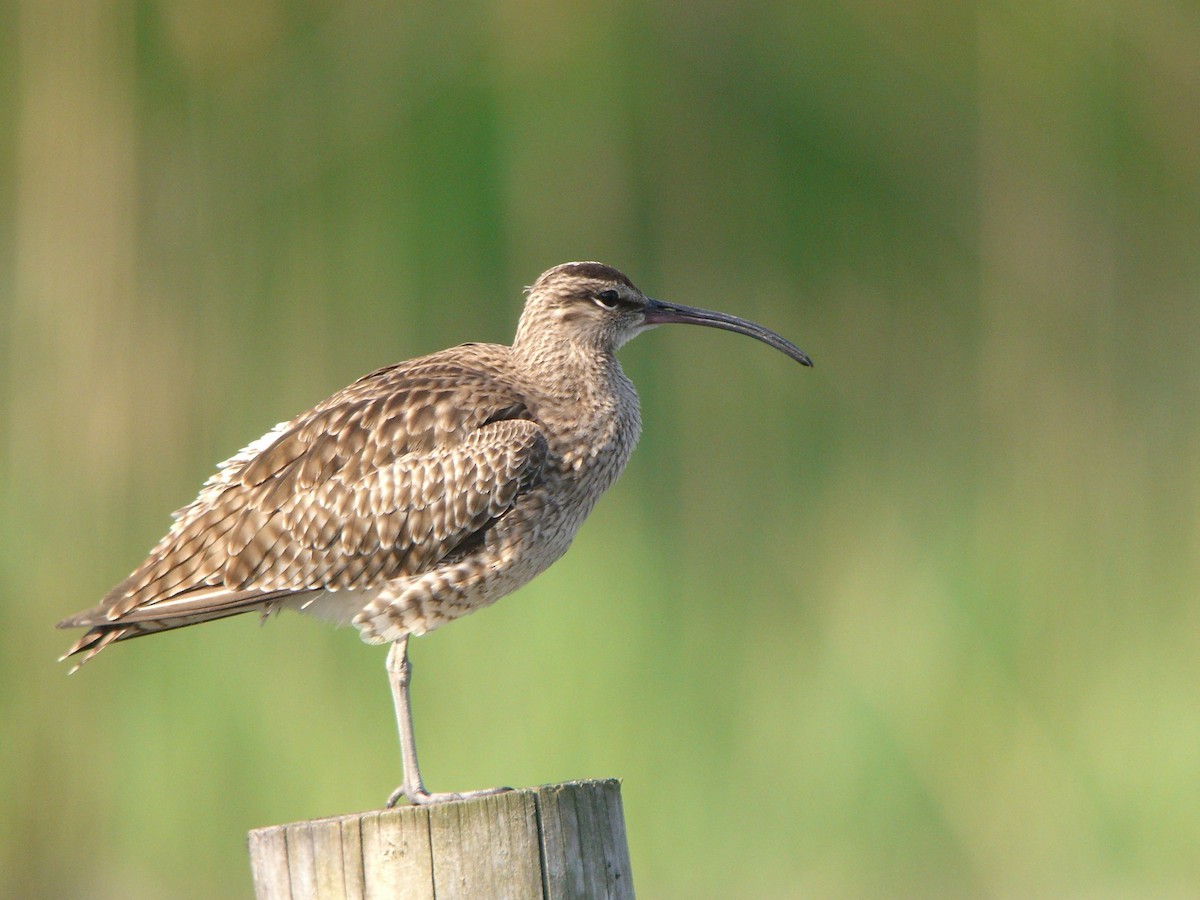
left=247, top=779, right=634, bottom=899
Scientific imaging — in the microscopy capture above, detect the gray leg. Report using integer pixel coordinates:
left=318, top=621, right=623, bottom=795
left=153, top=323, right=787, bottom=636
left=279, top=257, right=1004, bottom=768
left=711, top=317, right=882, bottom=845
left=385, top=636, right=512, bottom=807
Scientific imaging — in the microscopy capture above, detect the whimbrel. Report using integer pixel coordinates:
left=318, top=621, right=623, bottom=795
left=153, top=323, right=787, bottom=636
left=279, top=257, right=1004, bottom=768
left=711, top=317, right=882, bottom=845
left=58, top=262, right=812, bottom=805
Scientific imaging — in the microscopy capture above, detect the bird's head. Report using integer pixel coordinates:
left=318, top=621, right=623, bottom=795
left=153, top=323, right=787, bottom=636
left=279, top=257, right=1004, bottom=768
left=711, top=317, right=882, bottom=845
left=514, top=261, right=813, bottom=367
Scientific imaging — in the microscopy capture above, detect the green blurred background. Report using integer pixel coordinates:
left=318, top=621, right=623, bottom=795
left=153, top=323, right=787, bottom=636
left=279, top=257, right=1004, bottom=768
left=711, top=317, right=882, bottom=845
left=3, top=1, right=1199, bottom=896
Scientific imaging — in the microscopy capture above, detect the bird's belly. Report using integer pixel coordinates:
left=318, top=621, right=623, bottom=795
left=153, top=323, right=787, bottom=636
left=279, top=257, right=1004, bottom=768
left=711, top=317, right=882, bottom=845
left=327, top=486, right=593, bottom=645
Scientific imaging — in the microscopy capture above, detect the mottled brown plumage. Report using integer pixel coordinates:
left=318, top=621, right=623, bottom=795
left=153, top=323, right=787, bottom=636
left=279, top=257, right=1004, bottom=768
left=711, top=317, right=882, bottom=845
left=58, top=261, right=811, bottom=804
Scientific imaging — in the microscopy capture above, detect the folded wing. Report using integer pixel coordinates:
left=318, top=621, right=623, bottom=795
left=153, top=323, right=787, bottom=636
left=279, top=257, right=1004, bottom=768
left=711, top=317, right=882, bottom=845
left=58, top=353, right=547, bottom=666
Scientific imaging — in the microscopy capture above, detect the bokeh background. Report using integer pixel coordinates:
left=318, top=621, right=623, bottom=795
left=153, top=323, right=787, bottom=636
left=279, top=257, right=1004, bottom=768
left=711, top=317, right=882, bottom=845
left=3, top=1, right=1199, bottom=896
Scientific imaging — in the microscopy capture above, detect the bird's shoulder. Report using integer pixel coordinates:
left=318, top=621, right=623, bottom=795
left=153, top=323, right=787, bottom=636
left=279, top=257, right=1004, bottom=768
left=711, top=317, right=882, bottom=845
left=228, top=343, right=534, bottom=493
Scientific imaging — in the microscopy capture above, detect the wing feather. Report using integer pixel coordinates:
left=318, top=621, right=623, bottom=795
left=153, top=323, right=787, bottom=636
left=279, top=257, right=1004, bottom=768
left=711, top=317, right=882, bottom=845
left=58, top=347, right=547, bottom=662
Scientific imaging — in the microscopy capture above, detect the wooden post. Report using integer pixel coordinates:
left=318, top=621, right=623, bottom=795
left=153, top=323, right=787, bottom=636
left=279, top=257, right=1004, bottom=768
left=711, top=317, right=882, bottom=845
left=247, top=779, right=634, bottom=899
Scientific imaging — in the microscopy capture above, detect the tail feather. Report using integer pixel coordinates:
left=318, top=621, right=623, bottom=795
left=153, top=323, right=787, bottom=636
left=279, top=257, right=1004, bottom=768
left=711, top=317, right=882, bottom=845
left=57, top=586, right=319, bottom=669
left=60, top=627, right=130, bottom=673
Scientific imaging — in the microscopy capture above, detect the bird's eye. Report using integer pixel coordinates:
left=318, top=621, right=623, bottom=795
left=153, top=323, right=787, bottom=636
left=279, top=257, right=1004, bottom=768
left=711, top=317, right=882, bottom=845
left=594, top=289, right=621, bottom=310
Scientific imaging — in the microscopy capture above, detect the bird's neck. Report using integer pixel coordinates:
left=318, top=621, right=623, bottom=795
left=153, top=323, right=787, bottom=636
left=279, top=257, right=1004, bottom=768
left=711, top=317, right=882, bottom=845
left=512, top=331, right=619, bottom=398
left=510, top=336, right=641, bottom=477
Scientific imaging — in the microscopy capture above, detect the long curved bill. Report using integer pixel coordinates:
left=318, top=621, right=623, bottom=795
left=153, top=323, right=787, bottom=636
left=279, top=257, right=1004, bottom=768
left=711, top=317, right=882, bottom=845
left=642, top=298, right=813, bottom=367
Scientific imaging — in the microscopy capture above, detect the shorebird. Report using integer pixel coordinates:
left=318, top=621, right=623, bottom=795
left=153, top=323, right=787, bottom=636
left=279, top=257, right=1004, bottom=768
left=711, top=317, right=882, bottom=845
left=58, top=262, right=812, bottom=805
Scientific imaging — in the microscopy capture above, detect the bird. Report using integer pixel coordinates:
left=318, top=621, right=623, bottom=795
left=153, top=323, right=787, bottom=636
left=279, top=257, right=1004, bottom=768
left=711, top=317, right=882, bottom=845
left=58, top=261, right=812, bottom=806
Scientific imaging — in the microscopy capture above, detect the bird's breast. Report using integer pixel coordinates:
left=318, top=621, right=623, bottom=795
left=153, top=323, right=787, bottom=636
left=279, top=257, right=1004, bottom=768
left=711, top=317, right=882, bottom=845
left=539, top=372, right=641, bottom=495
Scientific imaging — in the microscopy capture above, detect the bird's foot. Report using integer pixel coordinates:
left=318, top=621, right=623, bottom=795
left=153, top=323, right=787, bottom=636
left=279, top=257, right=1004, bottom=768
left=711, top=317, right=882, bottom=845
left=386, top=784, right=513, bottom=807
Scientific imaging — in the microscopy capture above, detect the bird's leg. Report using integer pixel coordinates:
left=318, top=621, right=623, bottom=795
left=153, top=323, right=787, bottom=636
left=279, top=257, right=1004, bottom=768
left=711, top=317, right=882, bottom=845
left=385, top=637, right=427, bottom=805
left=384, top=636, right=512, bottom=807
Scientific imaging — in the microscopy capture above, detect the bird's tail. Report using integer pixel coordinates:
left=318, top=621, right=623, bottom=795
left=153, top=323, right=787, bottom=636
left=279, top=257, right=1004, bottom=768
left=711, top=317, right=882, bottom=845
left=57, top=586, right=314, bottom=672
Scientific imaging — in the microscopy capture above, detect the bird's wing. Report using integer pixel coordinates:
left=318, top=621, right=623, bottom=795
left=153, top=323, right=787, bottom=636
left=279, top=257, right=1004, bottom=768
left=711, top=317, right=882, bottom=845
left=58, top=350, right=547, bottom=663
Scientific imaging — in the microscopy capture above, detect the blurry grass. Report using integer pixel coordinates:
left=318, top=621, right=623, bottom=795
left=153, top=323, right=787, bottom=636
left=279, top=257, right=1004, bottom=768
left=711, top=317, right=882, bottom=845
left=4, top=1, right=1200, bottom=897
